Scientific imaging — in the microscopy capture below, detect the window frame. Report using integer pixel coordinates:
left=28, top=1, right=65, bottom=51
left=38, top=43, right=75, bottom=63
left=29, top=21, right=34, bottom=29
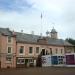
left=7, top=36, right=12, bottom=44
left=55, top=48, right=58, bottom=54
left=36, top=47, right=39, bottom=54
left=29, top=47, right=33, bottom=54
left=17, top=58, right=25, bottom=64
left=19, top=46, right=24, bottom=54
left=61, top=49, right=63, bottom=54
left=7, top=47, right=12, bottom=54
left=50, top=48, right=52, bottom=55
left=19, top=46, right=25, bottom=55
left=6, top=55, right=12, bottom=63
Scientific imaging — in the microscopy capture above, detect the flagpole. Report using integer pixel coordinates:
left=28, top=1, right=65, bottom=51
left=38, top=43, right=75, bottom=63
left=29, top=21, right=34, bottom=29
left=40, top=13, right=43, bottom=37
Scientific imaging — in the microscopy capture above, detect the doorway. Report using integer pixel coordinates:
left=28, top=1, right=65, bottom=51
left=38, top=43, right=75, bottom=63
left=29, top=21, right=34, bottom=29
left=0, top=61, right=1, bottom=68
left=41, top=49, right=45, bottom=55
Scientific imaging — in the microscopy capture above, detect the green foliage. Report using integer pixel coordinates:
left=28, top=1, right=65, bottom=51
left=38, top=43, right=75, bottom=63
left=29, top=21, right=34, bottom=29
left=66, top=38, right=75, bottom=45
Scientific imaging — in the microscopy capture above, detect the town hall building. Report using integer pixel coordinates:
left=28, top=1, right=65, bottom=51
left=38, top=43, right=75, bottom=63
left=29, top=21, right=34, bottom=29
left=0, top=27, right=74, bottom=68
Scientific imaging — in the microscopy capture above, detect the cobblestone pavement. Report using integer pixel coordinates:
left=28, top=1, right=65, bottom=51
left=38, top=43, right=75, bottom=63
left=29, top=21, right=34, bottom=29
left=0, top=67, right=75, bottom=75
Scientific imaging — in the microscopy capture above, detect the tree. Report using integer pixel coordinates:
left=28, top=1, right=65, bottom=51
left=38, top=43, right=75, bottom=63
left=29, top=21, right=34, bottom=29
left=66, top=38, right=75, bottom=45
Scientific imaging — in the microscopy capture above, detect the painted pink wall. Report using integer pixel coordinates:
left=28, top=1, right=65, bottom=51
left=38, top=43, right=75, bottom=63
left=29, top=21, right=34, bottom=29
left=1, top=35, right=16, bottom=68
left=16, top=43, right=65, bottom=58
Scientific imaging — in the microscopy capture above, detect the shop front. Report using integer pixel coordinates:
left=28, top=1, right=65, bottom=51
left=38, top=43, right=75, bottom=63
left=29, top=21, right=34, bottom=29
left=65, top=53, right=75, bottom=66
left=51, top=55, right=65, bottom=66
left=16, top=57, right=36, bottom=68
left=42, top=55, right=52, bottom=67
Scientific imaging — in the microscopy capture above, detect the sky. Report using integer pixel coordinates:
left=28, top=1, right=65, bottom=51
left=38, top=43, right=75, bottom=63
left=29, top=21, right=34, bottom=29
left=0, top=0, right=75, bottom=39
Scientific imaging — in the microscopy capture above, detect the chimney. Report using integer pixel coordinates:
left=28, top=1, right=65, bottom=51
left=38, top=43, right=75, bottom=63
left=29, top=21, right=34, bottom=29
left=12, top=30, right=16, bottom=36
left=37, top=37, right=48, bottom=44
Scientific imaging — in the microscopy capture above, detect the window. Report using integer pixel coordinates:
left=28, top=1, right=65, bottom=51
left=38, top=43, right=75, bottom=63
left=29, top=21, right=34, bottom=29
left=58, top=56, right=64, bottom=64
left=17, top=58, right=25, bottom=64
left=50, top=48, right=52, bottom=54
left=29, top=47, right=33, bottom=54
left=6, top=55, right=12, bottom=63
left=19, top=46, right=24, bottom=54
left=8, top=36, right=12, bottom=43
left=8, top=47, right=12, bottom=54
left=36, top=47, right=39, bottom=53
left=56, top=48, right=58, bottom=54
left=61, top=49, right=63, bottom=54
left=6, top=57, right=11, bottom=61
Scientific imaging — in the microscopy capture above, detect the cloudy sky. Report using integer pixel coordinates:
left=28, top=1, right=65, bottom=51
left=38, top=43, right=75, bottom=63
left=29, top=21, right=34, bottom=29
left=0, top=0, right=75, bottom=39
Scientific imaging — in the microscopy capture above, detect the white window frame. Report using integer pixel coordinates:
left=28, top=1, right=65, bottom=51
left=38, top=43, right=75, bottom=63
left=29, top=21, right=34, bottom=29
left=7, top=36, right=13, bottom=44
left=17, top=58, right=25, bottom=64
left=6, top=56, right=12, bottom=63
left=7, top=46, right=12, bottom=54
left=58, top=56, right=64, bottom=64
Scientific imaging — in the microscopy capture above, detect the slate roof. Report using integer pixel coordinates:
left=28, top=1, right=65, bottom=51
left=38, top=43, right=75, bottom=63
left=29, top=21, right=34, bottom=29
left=0, top=28, right=13, bottom=36
left=16, top=32, right=39, bottom=43
left=0, top=27, right=73, bottom=46
left=15, top=32, right=72, bottom=46
left=47, top=38, right=72, bottom=46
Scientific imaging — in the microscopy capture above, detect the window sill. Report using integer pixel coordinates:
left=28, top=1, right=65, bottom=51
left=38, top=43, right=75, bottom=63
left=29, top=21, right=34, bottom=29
left=6, top=61, right=12, bottom=64
left=28, top=53, right=34, bottom=55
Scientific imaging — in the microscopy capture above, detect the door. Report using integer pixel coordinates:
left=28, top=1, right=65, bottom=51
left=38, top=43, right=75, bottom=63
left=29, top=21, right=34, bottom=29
left=66, top=55, right=74, bottom=65
left=25, top=59, right=28, bottom=67
left=41, top=49, right=45, bottom=55
left=0, top=61, right=1, bottom=68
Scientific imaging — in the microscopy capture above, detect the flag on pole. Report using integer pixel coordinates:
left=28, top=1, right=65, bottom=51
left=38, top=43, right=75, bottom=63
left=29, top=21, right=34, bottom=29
left=41, top=13, right=42, bottom=19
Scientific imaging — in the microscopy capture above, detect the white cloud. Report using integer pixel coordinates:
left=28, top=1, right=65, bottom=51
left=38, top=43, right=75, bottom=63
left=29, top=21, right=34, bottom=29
left=0, top=0, right=75, bottom=39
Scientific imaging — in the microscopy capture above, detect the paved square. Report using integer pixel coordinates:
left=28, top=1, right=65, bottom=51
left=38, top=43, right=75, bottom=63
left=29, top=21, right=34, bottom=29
left=0, top=67, right=75, bottom=75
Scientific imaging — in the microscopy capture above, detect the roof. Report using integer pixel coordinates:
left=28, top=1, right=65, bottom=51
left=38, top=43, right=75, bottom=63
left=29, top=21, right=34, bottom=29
left=16, top=32, right=72, bottom=46
left=51, top=28, right=57, bottom=33
left=47, top=38, right=72, bottom=46
left=0, top=27, right=73, bottom=46
left=0, top=28, right=13, bottom=36
left=16, top=32, right=40, bottom=43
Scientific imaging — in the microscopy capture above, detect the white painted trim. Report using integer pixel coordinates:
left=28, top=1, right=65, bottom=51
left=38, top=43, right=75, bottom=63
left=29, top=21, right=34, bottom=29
left=52, top=65, right=65, bottom=67
left=17, top=58, right=25, bottom=64
left=42, top=55, right=52, bottom=57
left=7, top=46, right=13, bottom=54
left=65, top=53, right=75, bottom=55
left=6, top=61, right=12, bottom=64
left=18, top=58, right=25, bottom=59
left=52, top=54, right=64, bottom=56
left=66, top=65, right=75, bottom=67
left=7, top=36, right=13, bottom=44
